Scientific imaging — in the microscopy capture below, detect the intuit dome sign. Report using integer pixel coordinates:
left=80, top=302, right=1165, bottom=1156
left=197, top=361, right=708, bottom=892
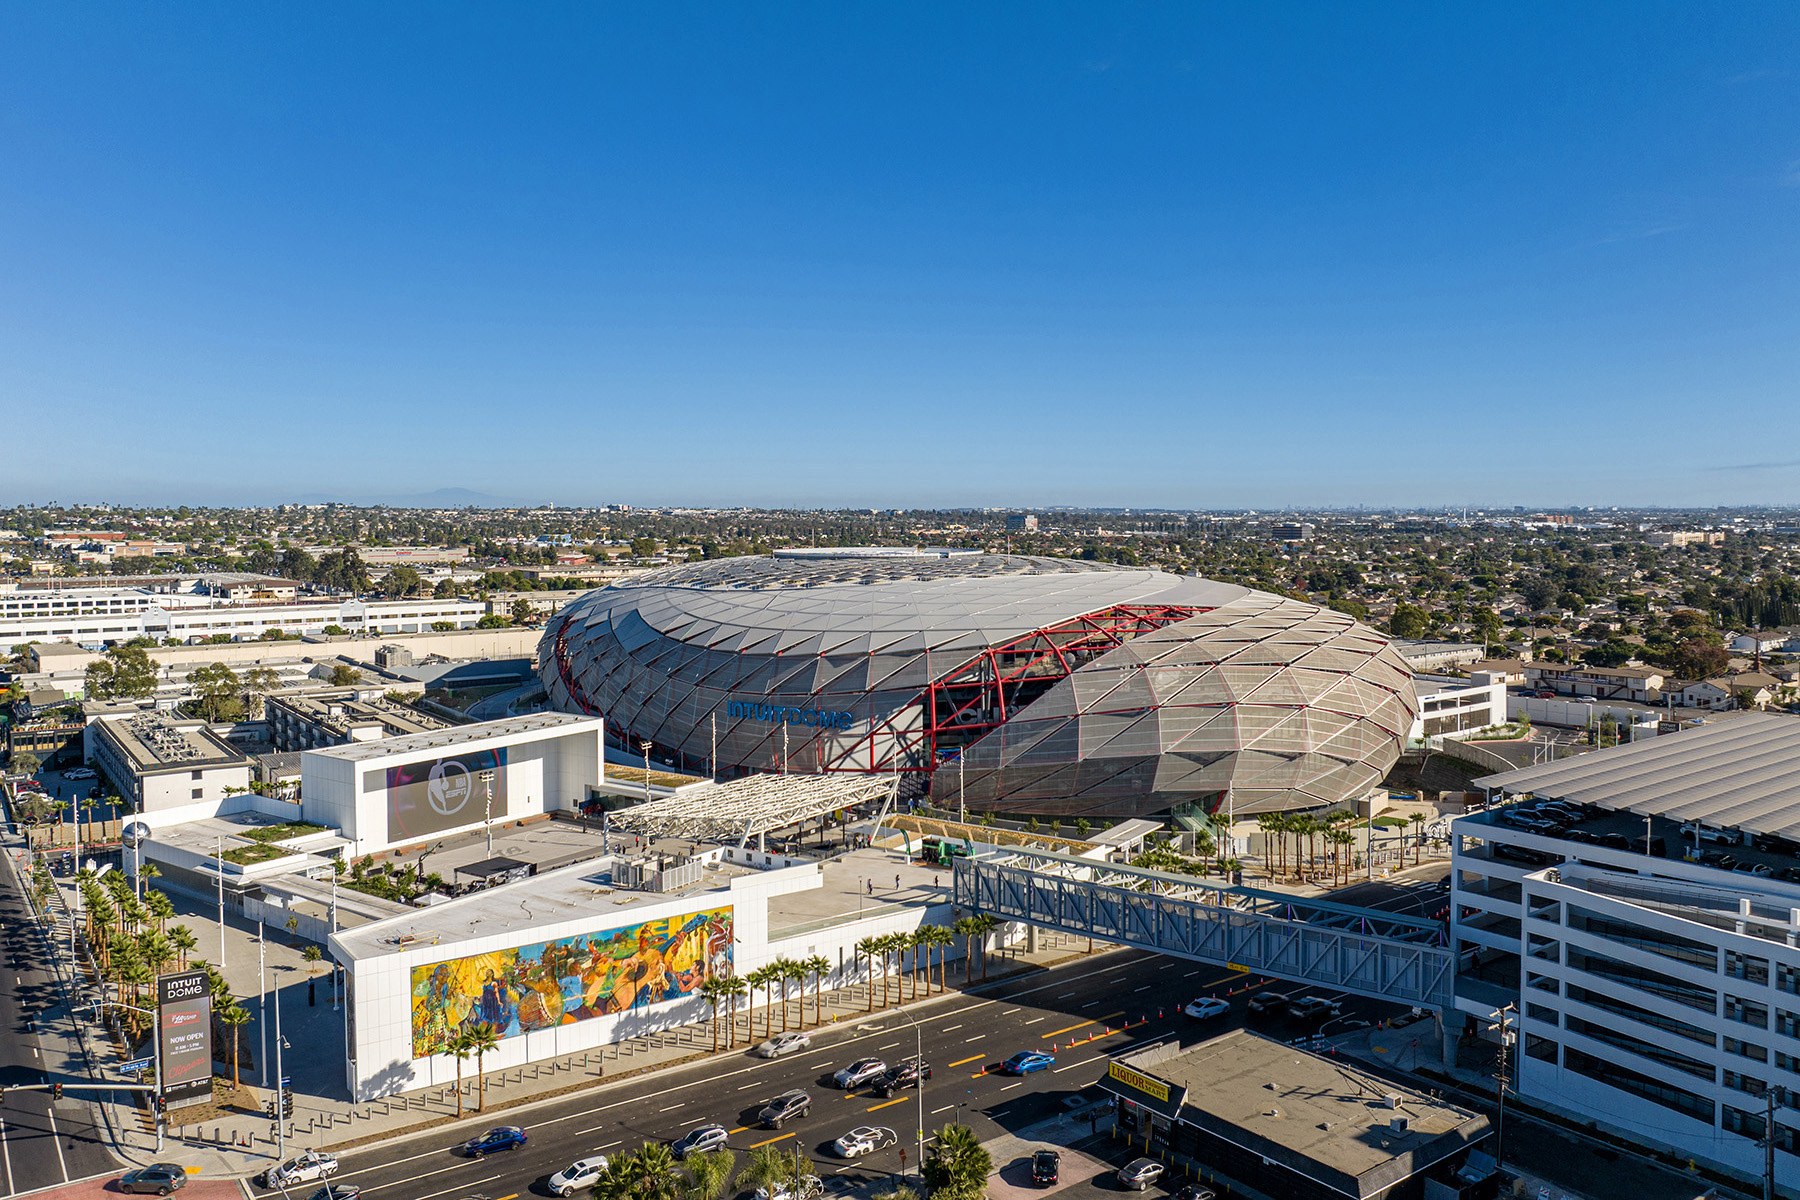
left=727, top=699, right=855, bottom=731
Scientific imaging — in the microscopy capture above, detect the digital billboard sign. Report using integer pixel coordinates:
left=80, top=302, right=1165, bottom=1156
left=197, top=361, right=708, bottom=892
left=157, top=969, right=213, bottom=1106
left=386, top=747, right=507, bottom=840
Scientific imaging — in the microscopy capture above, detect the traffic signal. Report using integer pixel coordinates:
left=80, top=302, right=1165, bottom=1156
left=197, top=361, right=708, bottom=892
left=279, top=1084, right=293, bottom=1120
left=50, top=1083, right=62, bottom=1100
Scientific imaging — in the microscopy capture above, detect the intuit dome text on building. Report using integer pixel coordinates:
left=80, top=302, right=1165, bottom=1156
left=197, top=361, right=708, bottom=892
left=538, top=550, right=1418, bottom=820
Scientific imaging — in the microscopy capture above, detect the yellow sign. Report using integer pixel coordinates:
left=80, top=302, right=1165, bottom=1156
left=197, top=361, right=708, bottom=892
left=1108, top=1061, right=1170, bottom=1103
left=1225, top=962, right=1249, bottom=973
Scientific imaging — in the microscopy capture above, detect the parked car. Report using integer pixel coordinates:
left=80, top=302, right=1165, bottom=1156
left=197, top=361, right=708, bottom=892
left=259, top=1150, right=339, bottom=1188
left=119, top=1166, right=188, bottom=1195
left=873, top=1059, right=932, bottom=1096
left=832, top=1126, right=896, bottom=1158
left=1031, top=1151, right=1061, bottom=1186
left=1172, top=1186, right=1218, bottom=1200
left=1733, top=862, right=1774, bottom=878
left=758, top=1089, right=812, bottom=1128
left=1491, top=843, right=1555, bottom=867
left=1753, top=833, right=1800, bottom=856
left=1118, top=1159, right=1165, bottom=1191
left=62, top=767, right=95, bottom=780
left=756, top=1032, right=812, bottom=1059
left=1000, top=1051, right=1055, bottom=1075
left=670, top=1125, right=730, bottom=1159
left=1698, top=851, right=1739, bottom=871
left=1182, top=997, right=1230, bottom=1020
left=1776, top=866, right=1800, bottom=884
left=461, top=1126, right=528, bottom=1157
left=832, top=1058, right=888, bottom=1089
left=548, top=1158, right=610, bottom=1197
left=1595, top=832, right=1633, bottom=850
left=1683, top=824, right=1740, bottom=846
left=1246, top=991, right=1288, bottom=1015
left=1286, top=995, right=1342, bottom=1022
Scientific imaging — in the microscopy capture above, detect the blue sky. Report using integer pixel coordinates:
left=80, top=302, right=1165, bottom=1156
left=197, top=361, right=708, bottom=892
left=2, top=4, right=1797, bottom=509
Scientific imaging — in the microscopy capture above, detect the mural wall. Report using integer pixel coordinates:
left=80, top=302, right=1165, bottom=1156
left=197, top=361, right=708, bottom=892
left=410, top=906, right=733, bottom=1059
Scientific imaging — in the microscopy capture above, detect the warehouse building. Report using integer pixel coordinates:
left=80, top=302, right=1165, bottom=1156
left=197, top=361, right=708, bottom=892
left=540, top=552, right=1417, bottom=821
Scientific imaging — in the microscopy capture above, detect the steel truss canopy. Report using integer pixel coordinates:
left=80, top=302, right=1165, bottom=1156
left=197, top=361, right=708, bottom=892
left=540, top=552, right=1416, bottom=820
left=605, top=772, right=896, bottom=845
left=954, top=846, right=1453, bottom=1009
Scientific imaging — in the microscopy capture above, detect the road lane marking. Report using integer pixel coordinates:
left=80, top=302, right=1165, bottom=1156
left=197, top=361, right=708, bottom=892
left=408, top=1173, right=501, bottom=1200
left=45, top=1105, right=66, bottom=1181
left=1000, top=1083, right=1022, bottom=1091
left=737, top=1082, right=761, bottom=1090
left=1052, top=1058, right=1099, bottom=1074
left=1157, top=963, right=1174, bottom=970
left=750, top=1133, right=795, bottom=1148
left=1056, top=993, right=1075, bottom=999
left=1022, top=1017, right=1046, bottom=1025
left=809, top=1061, right=832, bottom=1069
left=1080, top=1001, right=1099, bottom=1009
left=931, top=1106, right=954, bottom=1114
left=865, top=1098, right=908, bottom=1111
left=878, top=1042, right=902, bottom=1050
left=729, top=1127, right=748, bottom=1135
left=1041, top=1012, right=1123, bottom=1038
left=1, top=1117, right=15, bottom=1195
left=964, top=1035, right=985, bottom=1042
left=660, top=1103, right=685, bottom=1111
left=940, top=1025, right=962, bottom=1032
left=947, top=1055, right=983, bottom=1067
left=1132, top=986, right=1152, bottom=993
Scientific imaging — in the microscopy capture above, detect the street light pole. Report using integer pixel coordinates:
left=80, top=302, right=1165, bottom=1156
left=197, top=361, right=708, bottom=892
left=215, top=835, right=226, bottom=970
left=479, top=771, right=496, bottom=857
left=640, top=740, right=652, bottom=804
left=81, top=999, right=162, bottom=1151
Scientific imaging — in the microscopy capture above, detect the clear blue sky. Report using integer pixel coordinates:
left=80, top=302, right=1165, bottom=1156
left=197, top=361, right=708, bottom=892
left=3, top=4, right=1797, bottom=510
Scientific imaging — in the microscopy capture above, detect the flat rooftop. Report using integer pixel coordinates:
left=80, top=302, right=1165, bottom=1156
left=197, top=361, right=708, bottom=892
left=306, top=711, right=600, bottom=762
left=96, top=712, right=247, bottom=772
left=1114, top=1030, right=1485, bottom=1185
left=1476, top=712, right=1800, bottom=840
left=269, top=692, right=450, bottom=739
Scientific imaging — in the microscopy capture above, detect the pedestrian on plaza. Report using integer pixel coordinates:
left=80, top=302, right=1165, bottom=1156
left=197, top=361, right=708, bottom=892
left=866, top=879, right=873, bottom=896
left=933, top=874, right=939, bottom=889
left=894, top=873, right=900, bottom=890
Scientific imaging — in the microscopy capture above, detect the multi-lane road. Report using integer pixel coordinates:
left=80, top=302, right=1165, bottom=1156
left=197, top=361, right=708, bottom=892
left=0, top=844, right=121, bottom=1196
left=296, top=947, right=1412, bottom=1200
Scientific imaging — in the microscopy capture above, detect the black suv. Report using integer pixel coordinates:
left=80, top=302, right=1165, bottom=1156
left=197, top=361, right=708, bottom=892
left=873, top=1059, right=933, bottom=1097
left=1030, top=1151, right=1060, bottom=1186
left=1246, top=991, right=1287, bottom=1015
left=758, top=1090, right=812, bottom=1128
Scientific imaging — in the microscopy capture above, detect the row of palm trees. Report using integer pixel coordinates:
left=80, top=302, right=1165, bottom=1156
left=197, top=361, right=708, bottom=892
left=1254, top=809, right=1431, bottom=884
left=691, top=915, right=1007, bottom=1053
left=591, top=1136, right=927, bottom=1200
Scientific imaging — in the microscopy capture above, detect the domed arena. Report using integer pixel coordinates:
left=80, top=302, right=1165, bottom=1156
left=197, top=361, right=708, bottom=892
left=538, top=550, right=1418, bottom=821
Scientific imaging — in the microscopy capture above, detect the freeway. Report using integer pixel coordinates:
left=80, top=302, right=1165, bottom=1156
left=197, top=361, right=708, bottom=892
left=0, top=847, right=121, bottom=1195
left=297, top=948, right=1409, bottom=1200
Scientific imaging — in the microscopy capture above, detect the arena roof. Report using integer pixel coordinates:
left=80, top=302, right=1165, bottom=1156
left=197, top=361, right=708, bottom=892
left=1475, top=713, right=1800, bottom=839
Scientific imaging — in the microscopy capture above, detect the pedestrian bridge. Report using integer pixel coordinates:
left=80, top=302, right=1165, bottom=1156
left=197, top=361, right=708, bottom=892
left=952, top=846, right=1454, bottom=1010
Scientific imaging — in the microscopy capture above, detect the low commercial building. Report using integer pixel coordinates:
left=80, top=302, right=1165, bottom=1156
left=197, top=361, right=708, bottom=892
left=1522, top=663, right=1664, bottom=704
left=1102, top=1031, right=1490, bottom=1200
left=1409, top=674, right=1507, bottom=740
left=86, top=711, right=252, bottom=824
left=1393, top=640, right=1485, bottom=672
left=298, top=712, right=605, bottom=854
left=265, top=692, right=451, bottom=752
left=1459, top=714, right=1800, bottom=1185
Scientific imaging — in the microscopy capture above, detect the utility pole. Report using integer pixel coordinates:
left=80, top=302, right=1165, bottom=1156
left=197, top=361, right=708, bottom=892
left=1764, top=1089, right=1776, bottom=1200
left=258, top=921, right=268, bottom=1087
left=1494, top=1004, right=1515, bottom=1171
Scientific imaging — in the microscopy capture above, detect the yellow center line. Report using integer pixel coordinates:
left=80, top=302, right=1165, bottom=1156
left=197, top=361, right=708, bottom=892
left=496, top=1195, right=519, bottom=1200
left=729, top=1127, right=749, bottom=1134
left=969, top=1071, right=987, bottom=1079
left=947, top=1054, right=984, bottom=1068
left=750, top=1132, right=796, bottom=1148
left=865, top=1097, right=909, bottom=1111
left=1040, top=1011, right=1125, bottom=1039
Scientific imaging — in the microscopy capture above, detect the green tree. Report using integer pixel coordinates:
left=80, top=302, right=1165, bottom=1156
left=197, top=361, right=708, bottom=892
left=320, top=624, right=348, bottom=637
left=240, top=666, right=281, bottom=718
left=922, top=1124, right=990, bottom=1200
left=700, top=975, right=747, bottom=1052
left=477, top=613, right=509, bottom=628
left=220, top=1004, right=252, bottom=1087
left=1388, top=602, right=1429, bottom=639
left=329, top=664, right=363, bottom=687
left=379, top=566, right=422, bottom=598
left=631, top=536, right=658, bottom=559
left=468, top=1023, right=501, bottom=1111
left=510, top=598, right=535, bottom=625
left=430, top=620, right=456, bottom=632
left=803, top=953, right=830, bottom=1026
left=186, top=662, right=241, bottom=721
left=735, top=1146, right=807, bottom=1200
left=448, top=1027, right=475, bottom=1117
left=85, top=644, right=160, bottom=700
left=10, top=751, right=41, bottom=777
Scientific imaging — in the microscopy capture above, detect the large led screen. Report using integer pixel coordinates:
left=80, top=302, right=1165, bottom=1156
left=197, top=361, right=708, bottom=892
left=409, top=906, right=733, bottom=1059
left=157, top=969, right=213, bottom=1106
left=387, top=748, right=507, bottom=840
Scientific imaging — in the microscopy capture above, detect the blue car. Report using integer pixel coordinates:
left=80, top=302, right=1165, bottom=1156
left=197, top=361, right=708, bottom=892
left=1001, top=1051, right=1055, bottom=1075
left=462, top=1126, right=528, bottom=1156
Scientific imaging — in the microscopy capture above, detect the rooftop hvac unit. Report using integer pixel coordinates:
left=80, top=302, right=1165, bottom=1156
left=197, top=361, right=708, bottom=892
left=1388, top=1117, right=1408, bottom=1134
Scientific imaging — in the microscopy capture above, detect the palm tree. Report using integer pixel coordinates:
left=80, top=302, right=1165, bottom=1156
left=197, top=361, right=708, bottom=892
left=145, top=889, right=175, bottom=933
left=700, top=976, right=746, bottom=1052
left=776, top=958, right=804, bottom=1032
left=448, top=1028, right=475, bottom=1117
left=803, top=954, right=830, bottom=1027
left=954, top=917, right=983, bottom=985
left=137, top=929, right=174, bottom=978
left=220, top=1004, right=252, bottom=1087
left=1409, top=812, right=1428, bottom=866
left=1207, top=810, right=1232, bottom=872
left=468, top=1024, right=501, bottom=1111
left=626, top=1144, right=685, bottom=1200
left=856, top=937, right=882, bottom=1011
left=882, top=933, right=906, bottom=1005
left=746, top=965, right=780, bottom=1040
left=167, top=924, right=197, bottom=969
left=736, top=1145, right=807, bottom=1200
left=682, top=1148, right=738, bottom=1200
left=923, top=1123, right=990, bottom=1200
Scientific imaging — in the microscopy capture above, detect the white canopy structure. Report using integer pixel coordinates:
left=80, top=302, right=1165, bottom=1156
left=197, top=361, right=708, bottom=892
left=605, top=772, right=897, bottom=845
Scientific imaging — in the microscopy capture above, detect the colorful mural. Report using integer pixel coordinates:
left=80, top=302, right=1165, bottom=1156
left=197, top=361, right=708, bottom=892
left=410, top=906, right=733, bottom=1059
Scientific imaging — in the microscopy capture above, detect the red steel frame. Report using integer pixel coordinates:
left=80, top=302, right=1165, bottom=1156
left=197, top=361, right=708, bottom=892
left=549, top=603, right=1209, bottom=776
left=822, top=604, right=1205, bottom=774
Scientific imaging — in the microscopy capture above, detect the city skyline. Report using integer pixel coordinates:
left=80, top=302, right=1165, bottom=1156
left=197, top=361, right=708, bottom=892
left=3, top=5, right=1798, bottom=508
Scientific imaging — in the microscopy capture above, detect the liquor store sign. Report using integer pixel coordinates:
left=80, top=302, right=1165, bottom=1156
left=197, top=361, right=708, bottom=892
left=1108, top=1061, right=1170, bottom=1103
left=157, top=969, right=213, bottom=1106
